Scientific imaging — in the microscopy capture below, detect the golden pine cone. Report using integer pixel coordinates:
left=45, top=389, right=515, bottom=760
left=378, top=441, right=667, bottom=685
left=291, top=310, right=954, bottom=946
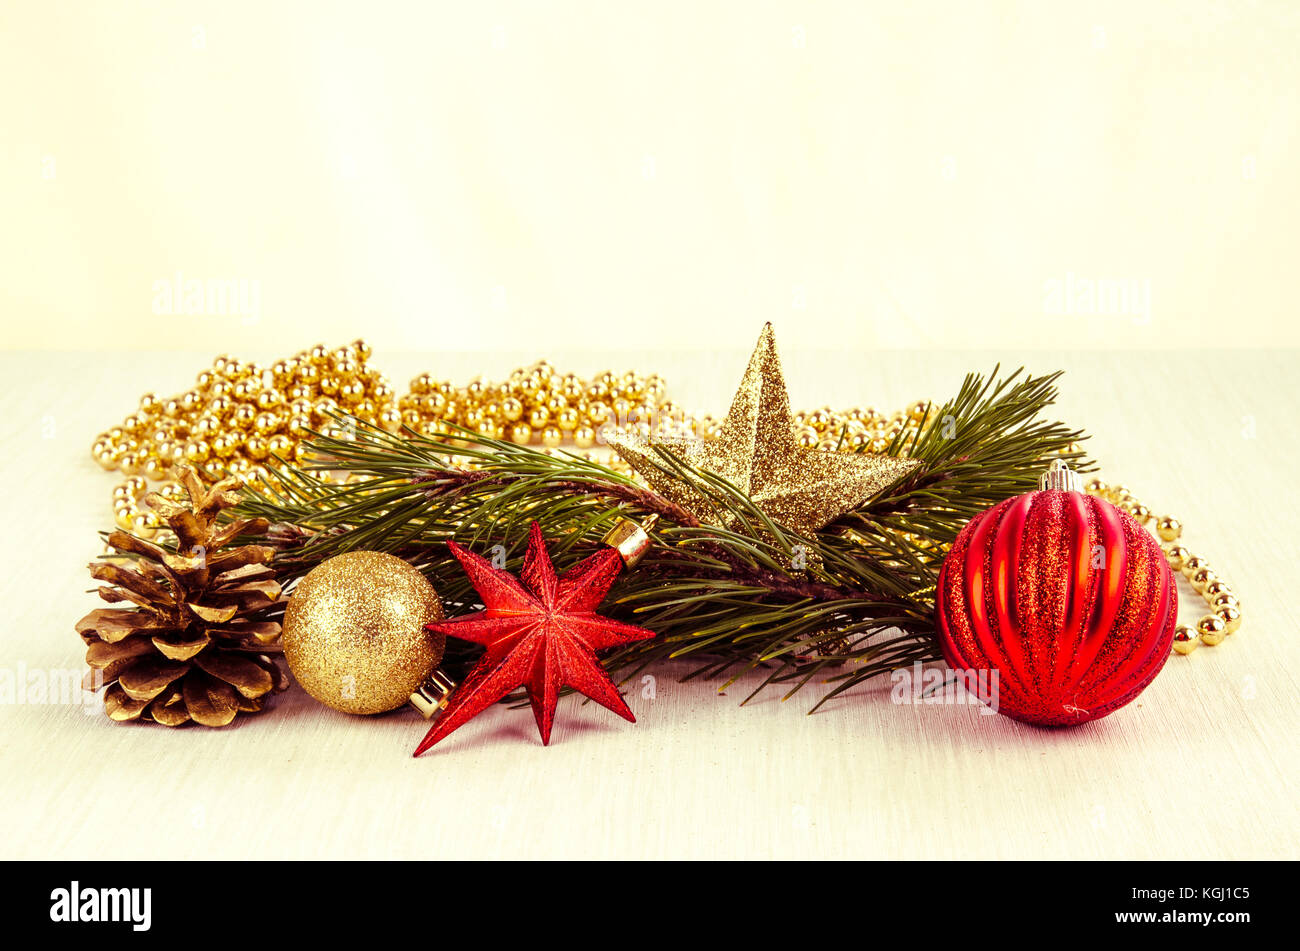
left=77, top=468, right=287, bottom=727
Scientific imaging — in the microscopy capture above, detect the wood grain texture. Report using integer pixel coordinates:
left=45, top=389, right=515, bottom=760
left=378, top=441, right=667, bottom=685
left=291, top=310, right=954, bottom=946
left=2, top=347, right=1296, bottom=860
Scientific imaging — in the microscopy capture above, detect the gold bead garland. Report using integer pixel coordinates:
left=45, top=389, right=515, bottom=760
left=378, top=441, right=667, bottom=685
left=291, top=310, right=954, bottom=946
left=1083, top=478, right=1242, bottom=655
left=91, top=341, right=963, bottom=541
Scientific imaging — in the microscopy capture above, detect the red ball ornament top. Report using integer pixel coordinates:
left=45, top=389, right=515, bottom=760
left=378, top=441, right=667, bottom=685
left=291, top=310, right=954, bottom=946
left=936, top=461, right=1177, bottom=726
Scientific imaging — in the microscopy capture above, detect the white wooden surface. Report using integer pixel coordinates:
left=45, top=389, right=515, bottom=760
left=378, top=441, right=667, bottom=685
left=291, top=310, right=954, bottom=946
left=2, top=346, right=1297, bottom=860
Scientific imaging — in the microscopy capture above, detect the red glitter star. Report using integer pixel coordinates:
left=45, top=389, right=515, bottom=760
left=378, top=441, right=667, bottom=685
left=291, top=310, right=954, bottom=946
left=413, top=521, right=655, bottom=754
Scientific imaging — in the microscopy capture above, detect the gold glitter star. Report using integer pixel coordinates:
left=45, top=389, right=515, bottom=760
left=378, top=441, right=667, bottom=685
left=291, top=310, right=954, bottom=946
left=606, top=324, right=921, bottom=534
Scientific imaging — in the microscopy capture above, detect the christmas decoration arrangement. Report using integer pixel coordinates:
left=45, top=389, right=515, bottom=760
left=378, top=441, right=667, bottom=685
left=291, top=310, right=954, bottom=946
left=80, top=325, right=1243, bottom=750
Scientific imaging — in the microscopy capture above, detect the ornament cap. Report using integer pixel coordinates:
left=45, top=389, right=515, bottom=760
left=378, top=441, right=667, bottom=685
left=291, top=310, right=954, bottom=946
left=1039, top=459, right=1082, bottom=493
left=409, top=669, right=457, bottom=719
left=601, top=516, right=655, bottom=568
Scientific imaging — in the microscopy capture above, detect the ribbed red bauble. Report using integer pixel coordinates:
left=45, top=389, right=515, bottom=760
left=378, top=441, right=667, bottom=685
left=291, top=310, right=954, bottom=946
left=936, top=462, right=1177, bottom=726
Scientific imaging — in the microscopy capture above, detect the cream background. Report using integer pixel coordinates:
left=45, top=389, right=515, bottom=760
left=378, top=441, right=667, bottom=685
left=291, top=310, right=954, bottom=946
left=3, top=0, right=1298, bottom=352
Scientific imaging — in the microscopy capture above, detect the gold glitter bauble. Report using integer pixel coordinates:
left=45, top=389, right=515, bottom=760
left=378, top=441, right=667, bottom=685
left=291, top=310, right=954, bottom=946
left=283, top=551, right=445, bottom=714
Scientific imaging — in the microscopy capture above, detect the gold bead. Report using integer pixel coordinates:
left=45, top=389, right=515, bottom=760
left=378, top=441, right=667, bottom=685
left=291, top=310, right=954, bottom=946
left=253, top=412, right=282, bottom=436
left=211, top=432, right=242, bottom=458
left=139, top=393, right=163, bottom=415
left=207, top=395, right=234, bottom=419
left=1181, top=555, right=1208, bottom=580
left=418, top=393, right=447, bottom=417
left=561, top=376, right=585, bottom=402
left=129, top=511, right=159, bottom=540
left=267, top=434, right=293, bottom=459
left=1084, top=478, right=1108, bottom=496
left=1156, top=516, right=1182, bottom=542
left=199, top=459, right=227, bottom=483
left=1203, top=579, right=1232, bottom=604
left=1129, top=503, right=1151, bottom=526
left=1171, top=624, right=1199, bottom=654
left=1197, top=614, right=1227, bottom=646
left=540, top=425, right=563, bottom=448
left=118, top=451, right=144, bottom=476
left=1211, top=592, right=1239, bottom=612
left=142, top=455, right=168, bottom=481
left=1164, top=545, right=1190, bottom=571
left=351, top=338, right=372, bottom=361
left=1215, top=605, right=1242, bottom=634
left=339, top=380, right=365, bottom=404
left=556, top=407, right=580, bottom=433
left=508, top=423, right=533, bottom=445
left=1190, top=566, right=1217, bottom=594
left=502, top=397, right=524, bottom=422
left=528, top=406, right=550, bottom=429
left=286, top=414, right=314, bottom=438
left=379, top=408, right=404, bottom=433
left=297, top=364, right=320, bottom=386
left=183, top=439, right=210, bottom=464
left=231, top=403, right=258, bottom=429
left=795, top=427, right=819, bottom=448
left=573, top=425, right=596, bottom=448
left=244, top=435, right=270, bottom=461
left=319, top=375, right=341, bottom=397
left=179, top=390, right=204, bottom=415
left=309, top=344, right=330, bottom=366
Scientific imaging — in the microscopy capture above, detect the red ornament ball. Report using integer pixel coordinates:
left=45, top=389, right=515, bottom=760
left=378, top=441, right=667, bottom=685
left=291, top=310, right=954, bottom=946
left=936, top=487, right=1177, bottom=726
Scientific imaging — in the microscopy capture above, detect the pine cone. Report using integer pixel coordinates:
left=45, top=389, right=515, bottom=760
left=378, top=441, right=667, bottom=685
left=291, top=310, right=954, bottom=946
left=77, top=468, right=286, bottom=727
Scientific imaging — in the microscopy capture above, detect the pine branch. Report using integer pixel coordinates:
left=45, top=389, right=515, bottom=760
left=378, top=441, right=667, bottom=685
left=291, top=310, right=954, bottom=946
left=234, top=366, right=1092, bottom=707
